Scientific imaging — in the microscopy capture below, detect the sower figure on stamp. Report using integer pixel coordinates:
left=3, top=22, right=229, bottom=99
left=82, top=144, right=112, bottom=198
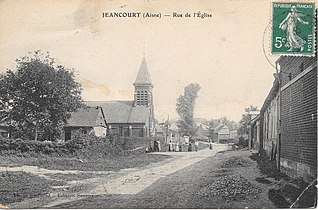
left=279, top=5, right=308, bottom=52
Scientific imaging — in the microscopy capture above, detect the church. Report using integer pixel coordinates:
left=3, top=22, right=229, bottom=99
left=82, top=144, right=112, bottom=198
left=67, top=57, right=156, bottom=138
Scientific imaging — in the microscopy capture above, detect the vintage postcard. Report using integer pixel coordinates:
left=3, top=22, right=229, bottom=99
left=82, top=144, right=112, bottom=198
left=0, top=0, right=316, bottom=209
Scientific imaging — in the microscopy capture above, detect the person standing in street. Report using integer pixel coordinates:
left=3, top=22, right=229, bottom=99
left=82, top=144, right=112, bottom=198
left=188, top=142, right=192, bottom=152
left=175, top=142, right=179, bottom=152
left=157, top=140, right=161, bottom=152
left=168, top=141, right=172, bottom=152
left=194, top=140, right=199, bottom=152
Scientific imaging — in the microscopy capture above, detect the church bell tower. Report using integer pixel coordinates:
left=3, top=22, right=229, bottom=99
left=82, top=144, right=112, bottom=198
left=133, top=57, right=154, bottom=107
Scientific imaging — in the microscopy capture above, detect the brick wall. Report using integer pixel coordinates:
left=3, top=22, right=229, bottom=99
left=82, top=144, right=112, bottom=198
left=279, top=56, right=317, bottom=180
left=279, top=56, right=316, bottom=86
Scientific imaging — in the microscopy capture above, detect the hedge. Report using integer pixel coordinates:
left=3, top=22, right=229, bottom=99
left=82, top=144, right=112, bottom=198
left=0, top=133, right=164, bottom=157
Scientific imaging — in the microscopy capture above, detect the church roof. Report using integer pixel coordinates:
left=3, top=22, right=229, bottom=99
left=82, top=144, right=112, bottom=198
left=67, top=107, right=105, bottom=127
left=134, top=57, right=152, bottom=85
left=85, top=101, right=150, bottom=124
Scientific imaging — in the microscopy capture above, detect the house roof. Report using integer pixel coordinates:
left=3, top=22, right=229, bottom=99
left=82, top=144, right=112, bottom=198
left=194, top=117, right=208, bottom=124
left=134, top=57, right=152, bottom=85
left=248, top=114, right=260, bottom=126
left=260, top=78, right=279, bottom=114
left=214, top=124, right=229, bottom=133
left=193, top=125, right=209, bottom=140
left=85, top=101, right=150, bottom=124
left=67, top=107, right=104, bottom=127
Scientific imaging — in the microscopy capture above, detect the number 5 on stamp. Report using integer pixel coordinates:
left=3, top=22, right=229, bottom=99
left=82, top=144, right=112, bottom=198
left=272, top=2, right=315, bottom=55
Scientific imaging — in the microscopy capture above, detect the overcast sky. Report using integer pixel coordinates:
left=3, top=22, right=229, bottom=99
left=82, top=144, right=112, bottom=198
left=0, top=0, right=281, bottom=122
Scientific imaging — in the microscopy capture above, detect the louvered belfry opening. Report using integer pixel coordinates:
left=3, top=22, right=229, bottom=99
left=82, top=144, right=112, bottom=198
left=133, top=57, right=153, bottom=107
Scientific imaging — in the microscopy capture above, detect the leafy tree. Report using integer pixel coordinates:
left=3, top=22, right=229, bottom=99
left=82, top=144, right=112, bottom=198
left=176, top=83, right=201, bottom=138
left=245, top=105, right=258, bottom=113
left=0, top=50, right=83, bottom=141
left=238, top=105, right=258, bottom=136
left=159, top=118, right=170, bottom=143
left=220, top=117, right=238, bottom=131
left=206, top=120, right=215, bottom=141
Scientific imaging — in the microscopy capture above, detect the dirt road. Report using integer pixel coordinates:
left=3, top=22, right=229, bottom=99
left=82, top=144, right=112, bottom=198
left=52, top=146, right=276, bottom=209
left=8, top=143, right=229, bottom=208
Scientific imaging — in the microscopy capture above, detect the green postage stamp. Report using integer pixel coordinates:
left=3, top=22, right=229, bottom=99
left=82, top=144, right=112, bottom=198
left=272, top=2, right=315, bottom=55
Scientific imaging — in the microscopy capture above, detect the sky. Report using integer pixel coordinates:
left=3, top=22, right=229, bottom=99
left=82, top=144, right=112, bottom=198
left=0, top=0, right=283, bottom=122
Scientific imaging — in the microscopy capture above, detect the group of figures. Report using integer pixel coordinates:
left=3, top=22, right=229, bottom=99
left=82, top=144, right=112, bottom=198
left=145, top=140, right=161, bottom=153
left=146, top=139, right=214, bottom=153
left=168, top=141, right=183, bottom=152
left=168, top=140, right=201, bottom=152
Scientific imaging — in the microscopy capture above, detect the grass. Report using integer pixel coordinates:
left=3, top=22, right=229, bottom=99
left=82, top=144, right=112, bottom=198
left=0, top=136, right=171, bottom=171
left=0, top=171, right=65, bottom=205
left=0, top=149, right=170, bottom=171
left=0, top=144, right=171, bottom=206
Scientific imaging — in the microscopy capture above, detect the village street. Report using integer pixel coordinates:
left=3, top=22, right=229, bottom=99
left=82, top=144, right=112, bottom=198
left=4, top=143, right=278, bottom=209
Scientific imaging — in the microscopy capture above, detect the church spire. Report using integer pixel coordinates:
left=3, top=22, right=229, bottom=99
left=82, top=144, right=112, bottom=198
left=134, top=57, right=152, bottom=85
left=133, top=57, right=154, bottom=106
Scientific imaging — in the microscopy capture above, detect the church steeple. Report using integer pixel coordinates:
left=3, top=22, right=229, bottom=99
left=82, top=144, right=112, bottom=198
left=133, top=57, right=153, bottom=106
left=134, top=57, right=152, bottom=85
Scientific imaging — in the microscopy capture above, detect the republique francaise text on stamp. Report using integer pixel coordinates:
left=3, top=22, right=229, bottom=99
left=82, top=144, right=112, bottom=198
left=272, top=2, right=315, bottom=56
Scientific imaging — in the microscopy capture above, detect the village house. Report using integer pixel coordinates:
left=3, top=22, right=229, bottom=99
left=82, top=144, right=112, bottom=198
left=277, top=56, right=317, bottom=181
left=64, top=106, right=107, bottom=140
left=213, top=123, right=230, bottom=142
left=248, top=76, right=280, bottom=161
left=249, top=55, right=317, bottom=182
left=154, top=124, right=164, bottom=138
left=260, top=77, right=280, bottom=163
left=163, top=121, right=180, bottom=143
left=247, top=114, right=260, bottom=151
left=85, top=57, right=155, bottom=138
left=192, top=124, right=209, bottom=141
left=229, top=129, right=238, bottom=139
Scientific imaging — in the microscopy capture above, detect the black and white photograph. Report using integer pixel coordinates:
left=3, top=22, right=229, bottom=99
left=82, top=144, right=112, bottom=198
left=0, top=0, right=316, bottom=208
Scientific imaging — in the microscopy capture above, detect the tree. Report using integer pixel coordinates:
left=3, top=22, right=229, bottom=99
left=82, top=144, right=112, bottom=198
left=0, top=50, right=83, bottom=141
left=206, top=120, right=215, bottom=141
left=220, top=117, right=238, bottom=131
left=176, top=83, right=201, bottom=138
left=159, top=117, right=171, bottom=143
left=238, top=105, right=258, bottom=136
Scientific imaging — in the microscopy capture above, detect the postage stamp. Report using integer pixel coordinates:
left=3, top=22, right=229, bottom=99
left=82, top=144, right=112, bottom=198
left=272, top=2, right=315, bottom=55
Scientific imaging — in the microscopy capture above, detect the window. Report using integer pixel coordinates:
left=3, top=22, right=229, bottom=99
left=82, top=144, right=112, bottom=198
left=136, top=90, right=149, bottom=105
left=299, top=62, right=304, bottom=72
left=65, top=130, right=71, bottom=141
left=288, top=73, right=292, bottom=81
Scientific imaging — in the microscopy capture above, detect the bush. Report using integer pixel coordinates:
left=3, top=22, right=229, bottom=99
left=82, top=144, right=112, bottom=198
left=237, top=137, right=248, bottom=148
left=0, top=135, right=165, bottom=157
left=219, top=139, right=235, bottom=144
